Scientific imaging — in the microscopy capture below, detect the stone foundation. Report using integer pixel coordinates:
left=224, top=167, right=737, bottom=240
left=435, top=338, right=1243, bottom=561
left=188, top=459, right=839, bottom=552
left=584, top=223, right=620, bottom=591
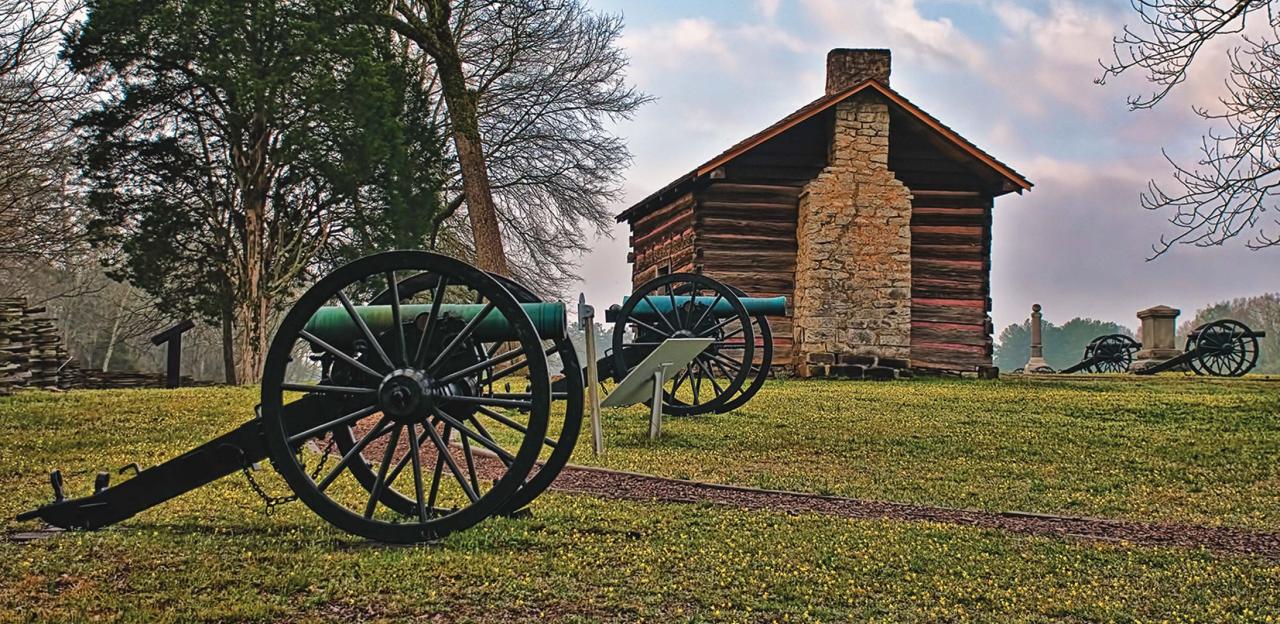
left=792, top=93, right=912, bottom=377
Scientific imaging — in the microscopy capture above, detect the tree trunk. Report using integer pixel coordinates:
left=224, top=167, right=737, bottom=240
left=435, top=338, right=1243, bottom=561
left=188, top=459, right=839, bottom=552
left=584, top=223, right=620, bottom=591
left=221, top=298, right=237, bottom=385
left=231, top=112, right=273, bottom=385
left=101, top=286, right=130, bottom=373
left=424, top=13, right=510, bottom=276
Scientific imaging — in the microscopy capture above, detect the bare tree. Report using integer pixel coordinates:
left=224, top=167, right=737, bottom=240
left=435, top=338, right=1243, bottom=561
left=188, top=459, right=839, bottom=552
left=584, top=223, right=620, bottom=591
left=0, top=0, right=87, bottom=265
left=380, top=0, right=649, bottom=293
left=1100, top=0, right=1280, bottom=257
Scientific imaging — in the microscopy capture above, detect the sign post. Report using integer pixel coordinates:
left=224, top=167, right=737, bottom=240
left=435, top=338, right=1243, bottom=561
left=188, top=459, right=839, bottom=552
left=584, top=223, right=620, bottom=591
left=601, top=338, right=712, bottom=440
left=150, top=319, right=196, bottom=389
left=578, top=294, right=604, bottom=455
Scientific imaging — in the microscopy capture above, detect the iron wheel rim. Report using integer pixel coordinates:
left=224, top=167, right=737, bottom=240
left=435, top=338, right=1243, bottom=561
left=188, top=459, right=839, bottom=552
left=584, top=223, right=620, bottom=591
left=260, top=251, right=551, bottom=543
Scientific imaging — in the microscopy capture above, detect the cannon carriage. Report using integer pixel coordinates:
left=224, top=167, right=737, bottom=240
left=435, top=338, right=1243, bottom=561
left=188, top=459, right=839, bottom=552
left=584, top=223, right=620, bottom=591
left=19, top=251, right=783, bottom=543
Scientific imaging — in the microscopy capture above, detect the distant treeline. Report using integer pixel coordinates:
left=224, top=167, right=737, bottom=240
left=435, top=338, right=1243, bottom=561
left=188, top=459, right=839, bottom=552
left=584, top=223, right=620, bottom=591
left=994, top=318, right=1134, bottom=372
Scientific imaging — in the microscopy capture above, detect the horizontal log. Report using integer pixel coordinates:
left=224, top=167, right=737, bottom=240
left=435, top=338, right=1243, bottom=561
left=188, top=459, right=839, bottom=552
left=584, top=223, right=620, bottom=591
left=912, top=232, right=985, bottom=246
left=911, top=212, right=988, bottom=227
left=699, top=217, right=796, bottom=238
left=698, top=270, right=794, bottom=294
left=698, top=251, right=797, bottom=269
left=911, top=207, right=987, bottom=217
left=912, top=319, right=986, bottom=331
left=911, top=356, right=990, bottom=371
left=912, top=265, right=984, bottom=283
left=915, top=297, right=986, bottom=308
left=910, top=326, right=991, bottom=347
left=700, top=201, right=798, bottom=214
left=699, top=236, right=797, bottom=253
left=912, top=341, right=990, bottom=356
left=915, top=257, right=984, bottom=271
left=631, top=193, right=694, bottom=229
left=912, top=285, right=986, bottom=300
left=916, top=276, right=983, bottom=294
left=913, top=303, right=988, bottom=325
left=912, top=225, right=984, bottom=237
left=701, top=183, right=803, bottom=205
left=912, top=244, right=986, bottom=262
left=631, top=214, right=693, bottom=248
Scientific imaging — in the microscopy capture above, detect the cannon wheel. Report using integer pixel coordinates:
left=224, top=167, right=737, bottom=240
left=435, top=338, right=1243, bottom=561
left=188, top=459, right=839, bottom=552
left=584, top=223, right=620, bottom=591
left=611, top=273, right=754, bottom=416
left=339, top=270, right=583, bottom=516
left=1090, top=334, right=1138, bottom=373
left=713, top=285, right=772, bottom=413
left=260, top=251, right=551, bottom=543
left=1188, top=319, right=1260, bottom=377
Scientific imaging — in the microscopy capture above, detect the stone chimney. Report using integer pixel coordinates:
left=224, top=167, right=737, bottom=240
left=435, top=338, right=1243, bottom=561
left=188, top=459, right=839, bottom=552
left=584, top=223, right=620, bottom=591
left=794, top=48, right=912, bottom=378
left=826, top=48, right=891, bottom=94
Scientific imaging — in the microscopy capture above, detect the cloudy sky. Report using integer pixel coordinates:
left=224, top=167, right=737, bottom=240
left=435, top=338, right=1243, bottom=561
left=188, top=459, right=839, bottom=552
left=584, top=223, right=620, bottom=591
left=566, top=0, right=1277, bottom=334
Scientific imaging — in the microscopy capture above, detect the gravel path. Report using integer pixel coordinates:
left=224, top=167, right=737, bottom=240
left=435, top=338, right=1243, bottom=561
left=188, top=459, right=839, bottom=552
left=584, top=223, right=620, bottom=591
left=549, top=464, right=1280, bottom=559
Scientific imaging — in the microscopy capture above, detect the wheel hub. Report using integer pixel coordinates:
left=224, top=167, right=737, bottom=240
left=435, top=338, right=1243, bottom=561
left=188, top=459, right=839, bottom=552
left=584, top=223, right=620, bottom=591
left=378, top=369, right=435, bottom=424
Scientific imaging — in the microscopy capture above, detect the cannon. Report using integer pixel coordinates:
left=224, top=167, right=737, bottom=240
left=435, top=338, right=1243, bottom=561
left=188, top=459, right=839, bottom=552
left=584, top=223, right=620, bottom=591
left=18, top=253, right=783, bottom=543
left=1058, top=334, right=1141, bottom=374
left=19, top=251, right=584, bottom=543
left=603, top=273, right=787, bottom=416
left=1058, top=319, right=1264, bottom=377
left=1136, top=318, right=1265, bottom=377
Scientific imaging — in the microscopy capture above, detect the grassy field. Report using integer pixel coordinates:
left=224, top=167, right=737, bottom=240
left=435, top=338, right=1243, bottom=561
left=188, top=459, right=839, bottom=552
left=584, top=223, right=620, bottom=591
left=582, top=376, right=1280, bottom=529
left=1, top=381, right=1278, bottom=622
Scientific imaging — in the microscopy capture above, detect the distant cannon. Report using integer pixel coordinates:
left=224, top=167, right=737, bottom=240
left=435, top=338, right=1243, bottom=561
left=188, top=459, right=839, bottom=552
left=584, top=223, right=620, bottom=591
left=1058, top=334, right=1141, bottom=374
left=1141, top=319, right=1265, bottom=377
left=603, top=273, right=787, bottom=416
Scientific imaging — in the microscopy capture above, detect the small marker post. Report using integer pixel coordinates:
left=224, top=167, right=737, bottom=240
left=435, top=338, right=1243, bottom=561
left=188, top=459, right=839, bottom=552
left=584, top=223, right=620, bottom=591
left=579, top=294, right=604, bottom=455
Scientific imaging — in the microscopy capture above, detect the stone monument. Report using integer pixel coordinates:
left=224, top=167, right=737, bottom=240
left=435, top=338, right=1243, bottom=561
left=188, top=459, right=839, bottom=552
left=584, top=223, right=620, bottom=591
left=1131, top=305, right=1181, bottom=371
left=1025, top=303, right=1050, bottom=373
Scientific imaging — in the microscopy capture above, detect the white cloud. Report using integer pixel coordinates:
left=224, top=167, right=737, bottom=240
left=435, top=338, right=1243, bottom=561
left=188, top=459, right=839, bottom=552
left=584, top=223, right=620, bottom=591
left=798, top=0, right=987, bottom=72
left=619, top=18, right=736, bottom=75
left=756, top=0, right=781, bottom=20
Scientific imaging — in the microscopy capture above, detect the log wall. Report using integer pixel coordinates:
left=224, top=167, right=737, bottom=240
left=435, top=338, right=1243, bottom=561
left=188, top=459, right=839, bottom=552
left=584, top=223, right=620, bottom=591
left=890, top=113, right=997, bottom=371
left=694, top=181, right=803, bottom=367
left=628, top=191, right=698, bottom=287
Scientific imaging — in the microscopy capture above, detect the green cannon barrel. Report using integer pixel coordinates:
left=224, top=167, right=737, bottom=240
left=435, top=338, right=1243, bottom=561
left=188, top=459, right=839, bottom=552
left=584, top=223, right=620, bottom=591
left=304, top=302, right=566, bottom=346
left=625, top=295, right=787, bottom=318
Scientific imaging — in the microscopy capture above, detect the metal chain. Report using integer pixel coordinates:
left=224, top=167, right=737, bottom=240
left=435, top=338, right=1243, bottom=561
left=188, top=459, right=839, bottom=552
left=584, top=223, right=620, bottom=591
left=240, top=463, right=296, bottom=512
left=241, top=437, right=338, bottom=513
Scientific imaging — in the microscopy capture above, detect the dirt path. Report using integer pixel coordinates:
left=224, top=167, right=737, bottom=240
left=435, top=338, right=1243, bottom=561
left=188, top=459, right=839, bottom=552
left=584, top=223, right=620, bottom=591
left=549, top=464, right=1280, bottom=559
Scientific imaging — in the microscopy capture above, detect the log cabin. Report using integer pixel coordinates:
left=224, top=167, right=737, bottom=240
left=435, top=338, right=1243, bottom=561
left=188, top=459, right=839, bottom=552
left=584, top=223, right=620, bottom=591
left=616, top=49, right=1032, bottom=375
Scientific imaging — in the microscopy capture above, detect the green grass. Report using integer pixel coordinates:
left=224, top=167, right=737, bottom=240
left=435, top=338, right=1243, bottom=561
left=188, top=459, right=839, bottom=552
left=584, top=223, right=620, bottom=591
left=579, top=376, right=1280, bottom=529
left=1, top=383, right=1278, bottom=622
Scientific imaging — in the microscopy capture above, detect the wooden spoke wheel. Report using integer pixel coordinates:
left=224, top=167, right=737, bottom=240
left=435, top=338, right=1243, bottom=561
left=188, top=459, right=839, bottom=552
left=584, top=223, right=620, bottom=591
left=1189, top=319, right=1260, bottom=377
left=611, top=273, right=754, bottom=416
left=331, top=270, right=583, bottom=516
left=260, top=251, right=552, bottom=543
left=713, top=285, right=773, bottom=413
left=1090, top=334, right=1138, bottom=373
